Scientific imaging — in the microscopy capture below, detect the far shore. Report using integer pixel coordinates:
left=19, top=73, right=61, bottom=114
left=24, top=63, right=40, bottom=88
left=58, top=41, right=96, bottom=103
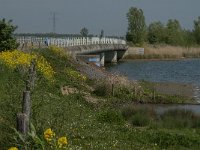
left=124, top=45, right=200, bottom=59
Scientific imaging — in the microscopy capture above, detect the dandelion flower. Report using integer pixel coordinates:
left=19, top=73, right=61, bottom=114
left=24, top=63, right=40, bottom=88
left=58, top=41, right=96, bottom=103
left=58, top=136, right=68, bottom=148
left=8, top=147, right=18, bottom=150
left=44, top=128, right=55, bottom=142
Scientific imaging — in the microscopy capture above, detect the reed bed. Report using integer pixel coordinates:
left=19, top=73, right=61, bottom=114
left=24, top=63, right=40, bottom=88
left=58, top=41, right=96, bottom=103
left=125, top=45, right=200, bottom=59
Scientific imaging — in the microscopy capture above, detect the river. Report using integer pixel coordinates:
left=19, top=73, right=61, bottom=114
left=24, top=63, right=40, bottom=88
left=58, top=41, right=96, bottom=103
left=106, top=59, right=200, bottom=101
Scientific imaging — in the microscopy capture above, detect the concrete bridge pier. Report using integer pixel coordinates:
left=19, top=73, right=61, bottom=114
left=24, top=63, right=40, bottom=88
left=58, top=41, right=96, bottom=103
left=100, top=52, right=105, bottom=66
left=111, top=51, right=117, bottom=63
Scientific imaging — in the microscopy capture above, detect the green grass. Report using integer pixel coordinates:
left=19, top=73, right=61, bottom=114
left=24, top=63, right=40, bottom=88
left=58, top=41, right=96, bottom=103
left=1, top=48, right=200, bottom=149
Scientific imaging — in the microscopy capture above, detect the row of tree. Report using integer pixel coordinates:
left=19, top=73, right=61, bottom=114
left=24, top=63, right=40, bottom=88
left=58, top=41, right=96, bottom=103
left=126, top=7, right=200, bottom=47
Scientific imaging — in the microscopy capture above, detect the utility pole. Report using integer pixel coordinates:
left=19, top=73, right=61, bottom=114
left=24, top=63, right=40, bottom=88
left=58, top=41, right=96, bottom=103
left=53, top=12, right=56, bottom=34
left=51, top=12, right=57, bottom=34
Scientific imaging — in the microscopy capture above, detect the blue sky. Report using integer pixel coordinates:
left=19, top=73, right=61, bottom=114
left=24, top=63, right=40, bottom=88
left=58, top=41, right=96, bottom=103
left=0, top=0, right=199, bottom=36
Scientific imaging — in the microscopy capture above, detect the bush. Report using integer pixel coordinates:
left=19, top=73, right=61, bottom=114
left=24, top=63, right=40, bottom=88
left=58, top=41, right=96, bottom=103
left=122, top=106, right=156, bottom=127
left=121, top=106, right=139, bottom=119
left=114, top=86, right=135, bottom=100
left=122, top=105, right=156, bottom=120
left=130, top=113, right=150, bottom=127
left=97, top=110, right=124, bottom=124
left=160, top=109, right=200, bottom=128
left=93, top=82, right=111, bottom=97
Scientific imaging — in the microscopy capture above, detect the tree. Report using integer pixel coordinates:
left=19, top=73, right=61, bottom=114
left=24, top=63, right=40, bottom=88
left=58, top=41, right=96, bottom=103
left=126, top=7, right=146, bottom=45
left=148, top=21, right=165, bottom=44
left=0, top=18, right=18, bottom=51
left=182, top=29, right=196, bottom=48
left=165, top=19, right=184, bottom=46
left=193, top=16, right=200, bottom=45
left=80, top=27, right=89, bottom=37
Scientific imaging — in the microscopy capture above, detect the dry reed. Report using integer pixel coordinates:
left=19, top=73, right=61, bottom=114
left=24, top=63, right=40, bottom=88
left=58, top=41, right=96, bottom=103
left=145, top=45, right=200, bottom=58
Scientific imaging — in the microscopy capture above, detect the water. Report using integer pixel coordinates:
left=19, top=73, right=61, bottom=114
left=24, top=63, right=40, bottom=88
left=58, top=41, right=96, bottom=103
left=125, top=104, right=200, bottom=115
left=106, top=59, right=200, bottom=100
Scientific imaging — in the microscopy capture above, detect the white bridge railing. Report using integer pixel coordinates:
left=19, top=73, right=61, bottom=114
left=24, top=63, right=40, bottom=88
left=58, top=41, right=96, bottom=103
left=16, top=36, right=126, bottom=47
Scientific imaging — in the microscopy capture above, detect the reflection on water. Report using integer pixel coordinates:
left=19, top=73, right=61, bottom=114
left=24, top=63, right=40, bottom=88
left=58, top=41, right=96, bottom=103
left=156, top=104, right=200, bottom=115
left=106, top=59, right=200, bottom=100
left=133, top=104, right=200, bottom=115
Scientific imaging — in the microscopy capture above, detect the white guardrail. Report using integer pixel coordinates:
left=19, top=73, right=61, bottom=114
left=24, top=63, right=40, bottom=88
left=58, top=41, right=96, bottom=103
left=16, top=36, right=126, bottom=47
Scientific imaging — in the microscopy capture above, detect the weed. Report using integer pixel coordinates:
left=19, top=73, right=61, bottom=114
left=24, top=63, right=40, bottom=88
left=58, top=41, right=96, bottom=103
left=97, top=110, right=124, bottom=124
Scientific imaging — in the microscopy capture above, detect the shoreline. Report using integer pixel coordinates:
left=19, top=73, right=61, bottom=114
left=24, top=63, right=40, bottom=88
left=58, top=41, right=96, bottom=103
left=76, top=57, right=198, bottom=104
left=121, top=57, right=196, bottom=61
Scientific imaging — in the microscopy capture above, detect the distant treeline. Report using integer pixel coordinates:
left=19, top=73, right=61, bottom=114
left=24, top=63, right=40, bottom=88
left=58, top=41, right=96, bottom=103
left=126, top=7, right=200, bottom=47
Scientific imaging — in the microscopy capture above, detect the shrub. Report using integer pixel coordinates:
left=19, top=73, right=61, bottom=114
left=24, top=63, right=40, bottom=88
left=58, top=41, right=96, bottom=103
left=130, top=113, right=150, bottom=127
left=93, top=82, right=111, bottom=97
left=114, top=86, right=135, bottom=100
left=121, top=105, right=156, bottom=127
left=122, top=105, right=156, bottom=120
left=121, top=106, right=139, bottom=119
left=65, top=67, right=87, bottom=83
left=160, top=109, right=200, bottom=128
left=97, top=110, right=124, bottom=124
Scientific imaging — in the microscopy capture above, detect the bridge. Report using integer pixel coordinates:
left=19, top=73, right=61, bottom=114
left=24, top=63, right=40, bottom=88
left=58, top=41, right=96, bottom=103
left=16, top=36, right=128, bottom=66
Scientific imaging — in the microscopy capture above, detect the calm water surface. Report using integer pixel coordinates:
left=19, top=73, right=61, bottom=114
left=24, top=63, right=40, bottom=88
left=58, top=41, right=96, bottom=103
left=106, top=59, right=200, bottom=101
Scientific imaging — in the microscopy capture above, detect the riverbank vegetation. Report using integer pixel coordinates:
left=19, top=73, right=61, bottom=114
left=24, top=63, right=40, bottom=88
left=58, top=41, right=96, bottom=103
left=126, top=7, right=200, bottom=49
left=1, top=47, right=200, bottom=149
left=124, top=45, right=200, bottom=59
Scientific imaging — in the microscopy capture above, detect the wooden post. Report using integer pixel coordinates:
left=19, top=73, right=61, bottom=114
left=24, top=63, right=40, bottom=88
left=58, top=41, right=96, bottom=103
left=112, top=84, right=114, bottom=96
left=22, top=91, right=31, bottom=119
left=17, top=113, right=28, bottom=134
left=28, top=61, right=36, bottom=90
left=17, top=61, right=36, bottom=135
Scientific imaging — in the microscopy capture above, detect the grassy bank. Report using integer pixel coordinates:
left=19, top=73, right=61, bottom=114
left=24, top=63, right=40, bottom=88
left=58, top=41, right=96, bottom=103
left=0, top=47, right=200, bottom=149
left=124, top=45, right=200, bottom=59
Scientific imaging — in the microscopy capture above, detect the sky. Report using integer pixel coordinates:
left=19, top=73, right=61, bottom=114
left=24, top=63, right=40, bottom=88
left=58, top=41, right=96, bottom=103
left=0, top=0, right=199, bottom=36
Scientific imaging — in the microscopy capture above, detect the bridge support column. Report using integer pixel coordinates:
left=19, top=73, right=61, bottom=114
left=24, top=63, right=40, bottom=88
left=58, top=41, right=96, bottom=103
left=112, top=51, right=117, bottom=63
left=100, top=52, right=105, bottom=67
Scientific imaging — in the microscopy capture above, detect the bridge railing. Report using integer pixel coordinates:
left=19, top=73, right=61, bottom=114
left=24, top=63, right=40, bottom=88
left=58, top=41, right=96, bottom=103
left=16, top=36, right=126, bottom=48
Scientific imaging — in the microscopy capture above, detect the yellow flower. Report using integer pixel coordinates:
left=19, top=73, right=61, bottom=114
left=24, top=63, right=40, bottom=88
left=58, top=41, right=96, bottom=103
left=0, top=50, right=55, bottom=81
left=49, top=46, right=67, bottom=57
left=44, top=128, right=55, bottom=142
left=65, top=68, right=87, bottom=82
left=8, top=147, right=18, bottom=150
left=57, top=136, right=68, bottom=148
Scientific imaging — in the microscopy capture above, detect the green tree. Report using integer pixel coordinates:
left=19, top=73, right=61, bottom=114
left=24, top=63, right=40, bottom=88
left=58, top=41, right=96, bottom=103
left=126, top=7, right=146, bottom=45
left=148, top=21, right=165, bottom=44
left=165, top=19, right=184, bottom=46
left=0, top=18, right=18, bottom=51
left=182, top=29, right=196, bottom=47
left=80, top=27, right=89, bottom=37
left=193, top=16, right=200, bottom=45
